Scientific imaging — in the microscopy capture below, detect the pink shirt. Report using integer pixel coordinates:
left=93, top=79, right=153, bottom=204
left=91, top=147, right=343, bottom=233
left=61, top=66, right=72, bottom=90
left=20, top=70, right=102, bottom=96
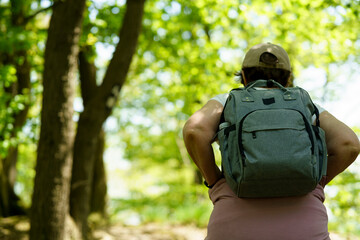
left=206, top=179, right=330, bottom=240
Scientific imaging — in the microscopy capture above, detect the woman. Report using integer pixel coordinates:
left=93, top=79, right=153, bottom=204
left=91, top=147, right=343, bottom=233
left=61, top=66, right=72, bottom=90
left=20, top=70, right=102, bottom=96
left=183, top=43, right=360, bottom=240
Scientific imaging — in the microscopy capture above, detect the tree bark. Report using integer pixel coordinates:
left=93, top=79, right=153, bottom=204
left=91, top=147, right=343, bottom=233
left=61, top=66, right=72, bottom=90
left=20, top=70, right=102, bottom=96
left=90, top=129, right=107, bottom=215
left=70, top=0, right=146, bottom=238
left=30, top=1, right=86, bottom=240
left=78, top=50, right=108, bottom=216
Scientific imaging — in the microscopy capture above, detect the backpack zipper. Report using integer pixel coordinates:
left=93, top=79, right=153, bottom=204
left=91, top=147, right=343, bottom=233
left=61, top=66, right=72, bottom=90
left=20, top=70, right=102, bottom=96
left=252, top=132, right=257, bottom=139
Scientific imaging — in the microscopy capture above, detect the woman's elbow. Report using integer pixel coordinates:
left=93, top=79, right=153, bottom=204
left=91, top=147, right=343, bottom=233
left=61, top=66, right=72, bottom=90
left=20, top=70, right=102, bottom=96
left=335, top=137, right=360, bottom=163
left=183, top=121, right=199, bottom=143
left=183, top=125, right=197, bottom=143
left=348, top=137, right=360, bottom=159
left=183, top=120, right=212, bottom=144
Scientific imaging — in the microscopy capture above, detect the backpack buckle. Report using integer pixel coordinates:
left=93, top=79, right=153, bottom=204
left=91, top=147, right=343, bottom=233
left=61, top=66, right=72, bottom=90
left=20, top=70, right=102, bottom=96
left=283, top=91, right=296, bottom=100
left=241, top=91, right=254, bottom=102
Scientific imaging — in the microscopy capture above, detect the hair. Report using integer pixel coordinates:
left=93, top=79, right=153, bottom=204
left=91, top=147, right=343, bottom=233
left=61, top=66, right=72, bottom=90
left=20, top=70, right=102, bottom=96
left=235, top=67, right=291, bottom=87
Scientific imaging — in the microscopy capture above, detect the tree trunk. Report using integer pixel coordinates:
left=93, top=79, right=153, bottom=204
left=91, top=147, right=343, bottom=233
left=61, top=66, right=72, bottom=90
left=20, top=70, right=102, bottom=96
left=77, top=50, right=108, bottom=216
left=0, top=162, right=9, bottom=217
left=30, top=1, right=86, bottom=240
left=70, top=0, right=146, bottom=238
left=90, top=129, right=107, bottom=215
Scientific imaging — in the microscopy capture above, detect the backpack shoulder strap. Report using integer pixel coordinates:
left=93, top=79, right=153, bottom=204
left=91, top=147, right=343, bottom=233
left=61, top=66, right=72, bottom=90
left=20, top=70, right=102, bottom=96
left=297, top=87, right=320, bottom=127
left=219, top=87, right=242, bottom=124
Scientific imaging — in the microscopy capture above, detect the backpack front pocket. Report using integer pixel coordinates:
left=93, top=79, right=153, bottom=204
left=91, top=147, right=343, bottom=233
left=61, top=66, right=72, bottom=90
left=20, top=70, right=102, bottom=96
left=240, top=109, right=315, bottom=181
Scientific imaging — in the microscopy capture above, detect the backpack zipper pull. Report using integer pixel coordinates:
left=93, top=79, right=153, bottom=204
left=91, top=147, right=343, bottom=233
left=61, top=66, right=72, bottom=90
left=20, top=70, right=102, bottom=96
left=252, top=132, right=257, bottom=139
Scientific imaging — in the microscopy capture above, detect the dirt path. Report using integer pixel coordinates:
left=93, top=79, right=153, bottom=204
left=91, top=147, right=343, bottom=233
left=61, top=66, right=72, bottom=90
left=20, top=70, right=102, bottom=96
left=0, top=216, right=355, bottom=240
left=0, top=216, right=206, bottom=240
left=93, top=224, right=206, bottom=240
left=92, top=224, right=355, bottom=240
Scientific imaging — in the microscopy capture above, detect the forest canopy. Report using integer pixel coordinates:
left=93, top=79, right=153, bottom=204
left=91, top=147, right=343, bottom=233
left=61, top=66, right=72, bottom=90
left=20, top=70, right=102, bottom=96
left=0, top=0, right=359, bottom=239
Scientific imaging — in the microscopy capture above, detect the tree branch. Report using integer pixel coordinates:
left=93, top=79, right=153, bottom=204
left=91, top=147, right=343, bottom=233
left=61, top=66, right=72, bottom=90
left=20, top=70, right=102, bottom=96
left=100, top=0, right=146, bottom=105
left=23, top=3, right=56, bottom=25
left=79, top=49, right=98, bottom=107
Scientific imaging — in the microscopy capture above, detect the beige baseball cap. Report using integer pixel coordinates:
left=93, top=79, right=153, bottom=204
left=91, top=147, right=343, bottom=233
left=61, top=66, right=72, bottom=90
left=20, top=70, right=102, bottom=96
left=242, top=42, right=291, bottom=71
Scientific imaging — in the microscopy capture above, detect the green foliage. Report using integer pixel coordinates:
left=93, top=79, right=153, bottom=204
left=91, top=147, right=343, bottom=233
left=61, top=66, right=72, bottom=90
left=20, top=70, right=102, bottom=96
left=326, top=166, right=360, bottom=237
left=108, top=0, right=360, bottom=235
left=111, top=185, right=211, bottom=227
left=0, top=65, right=24, bottom=158
left=15, top=143, right=37, bottom=208
left=0, top=0, right=45, bottom=157
left=0, top=0, right=359, bottom=236
left=109, top=162, right=212, bottom=227
left=0, top=0, right=45, bottom=214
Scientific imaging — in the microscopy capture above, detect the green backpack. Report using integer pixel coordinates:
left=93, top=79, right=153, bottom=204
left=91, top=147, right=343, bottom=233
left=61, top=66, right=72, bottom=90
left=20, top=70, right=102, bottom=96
left=217, top=79, right=327, bottom=198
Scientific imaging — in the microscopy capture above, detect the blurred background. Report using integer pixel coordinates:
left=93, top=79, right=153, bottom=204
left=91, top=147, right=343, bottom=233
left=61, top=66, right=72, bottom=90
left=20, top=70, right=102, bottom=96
left=0, top=0, right=359, bottom=239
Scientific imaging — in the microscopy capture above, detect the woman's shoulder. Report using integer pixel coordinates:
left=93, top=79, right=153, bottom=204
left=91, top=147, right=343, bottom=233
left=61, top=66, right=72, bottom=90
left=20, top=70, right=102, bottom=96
left=210, top=93, right=229, bottom=106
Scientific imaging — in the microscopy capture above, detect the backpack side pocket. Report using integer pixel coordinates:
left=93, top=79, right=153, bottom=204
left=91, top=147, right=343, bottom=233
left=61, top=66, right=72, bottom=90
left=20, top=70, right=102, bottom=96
left=218, top=124, right=240, bottom=194
left=313, top=126, right=328, bottom=181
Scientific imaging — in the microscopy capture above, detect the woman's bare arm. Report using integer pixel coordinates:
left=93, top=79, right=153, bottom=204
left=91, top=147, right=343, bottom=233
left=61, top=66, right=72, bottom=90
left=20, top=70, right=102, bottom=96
left=319, top=111, right=360, bottom=185
left=183, top=100, right=224, bottom=186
